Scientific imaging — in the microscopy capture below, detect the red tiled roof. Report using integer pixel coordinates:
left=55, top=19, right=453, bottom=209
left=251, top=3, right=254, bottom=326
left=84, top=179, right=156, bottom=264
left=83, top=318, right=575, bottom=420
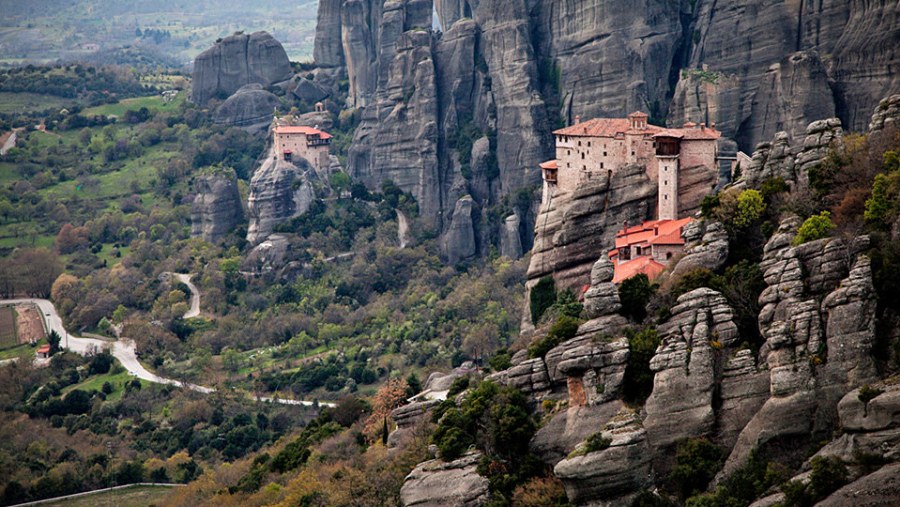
left=653, top=127, right=721, bottom=140
left=540, top=160, right=558, bottom=170
left=611, top=256, right=666, bottom=284
left=554, top=118, right=664, bottom=138
left=274, top=125, right=333, bottom=139
left=614, top=218, right=692, bottom=249
left=37, top=345, right=50, bottom=353
left=649, top=228, right=686, bottom=245
left=628, top=111, right=649, bottom=118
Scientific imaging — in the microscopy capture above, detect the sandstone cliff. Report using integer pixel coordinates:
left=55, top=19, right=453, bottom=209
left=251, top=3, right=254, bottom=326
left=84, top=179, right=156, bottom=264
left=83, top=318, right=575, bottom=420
left=190, top=169, right=245, bottom=243
left=191, top=31, right=292, bottom=106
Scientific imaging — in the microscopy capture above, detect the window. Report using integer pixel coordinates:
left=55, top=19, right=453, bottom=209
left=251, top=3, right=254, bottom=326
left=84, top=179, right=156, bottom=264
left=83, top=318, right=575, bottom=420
left=664, top=195, right=668, bottom=200
left=588, top=142, right=592, bottom=147
left=578, top=141, right=582, bottom=146
left=582, top=152, right=585, bottom=159
left=666, top=252, right=673, bottom=260
left=635, top=246, right=642, bottom=255
left=664, top=180, right=668, bottom=185
left=603, top=152, right=607, bottom=156
left=600, top=163, right=604, bottom=169
left=632, top=151, right=635, bottom=156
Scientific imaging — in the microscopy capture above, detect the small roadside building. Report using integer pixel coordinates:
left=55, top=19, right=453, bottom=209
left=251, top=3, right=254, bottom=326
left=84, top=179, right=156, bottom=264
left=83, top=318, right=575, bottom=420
left=36, top=344, right=51, bottom=359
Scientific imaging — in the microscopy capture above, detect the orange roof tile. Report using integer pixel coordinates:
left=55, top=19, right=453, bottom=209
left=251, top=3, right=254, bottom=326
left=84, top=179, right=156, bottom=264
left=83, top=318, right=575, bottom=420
left=649, top=229, right=686, bottom=245
left=614, top=218, right=692, bottom=248
left=37, top=345, right=51, bottom=353
left=274, top=125, right=333, bottom=139
left=554, top=118, right=664, bottom=138
left=611, top=256, right=666, bottom=284
left=540, top=160, right=558, bottom=170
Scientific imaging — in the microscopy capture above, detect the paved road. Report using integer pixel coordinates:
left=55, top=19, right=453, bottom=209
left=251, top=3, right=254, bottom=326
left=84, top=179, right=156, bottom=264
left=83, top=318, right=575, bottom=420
left=171, top=273, right=200, bottom=318
left=0, top=287, right=334, bottom=406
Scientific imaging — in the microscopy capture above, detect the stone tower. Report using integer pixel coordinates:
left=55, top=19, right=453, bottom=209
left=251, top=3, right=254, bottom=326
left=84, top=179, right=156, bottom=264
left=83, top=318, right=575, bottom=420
left=655, top=135, right=680, bottom=221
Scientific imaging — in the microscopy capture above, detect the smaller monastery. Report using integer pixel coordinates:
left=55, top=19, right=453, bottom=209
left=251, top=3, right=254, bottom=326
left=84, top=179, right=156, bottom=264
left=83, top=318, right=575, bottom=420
left=272, top=116, right=332, bottom=173
left=608, top=217, right=693, bottom=283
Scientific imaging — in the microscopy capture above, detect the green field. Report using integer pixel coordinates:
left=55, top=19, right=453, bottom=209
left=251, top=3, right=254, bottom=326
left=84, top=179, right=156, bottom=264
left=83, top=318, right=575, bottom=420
left=0, top=92, right=73, bottom=114
left=82, top=93, right=185, bottom=117
left=0, top=306, right=17, bottom=349
left=62, top=362, right=150, bottom=402
left=37, top=484, right=177, bottom=507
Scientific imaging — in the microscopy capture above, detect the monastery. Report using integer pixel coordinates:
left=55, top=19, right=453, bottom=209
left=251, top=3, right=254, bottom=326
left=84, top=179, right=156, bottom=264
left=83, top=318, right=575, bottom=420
left=272, top=111, right=332, bottom=173
left=540, top=112, right=730, bottom=283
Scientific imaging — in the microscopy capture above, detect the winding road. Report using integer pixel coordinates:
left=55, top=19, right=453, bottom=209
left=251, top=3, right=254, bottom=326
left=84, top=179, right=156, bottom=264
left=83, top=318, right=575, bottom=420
left=1, top=274, right=333, bottom=407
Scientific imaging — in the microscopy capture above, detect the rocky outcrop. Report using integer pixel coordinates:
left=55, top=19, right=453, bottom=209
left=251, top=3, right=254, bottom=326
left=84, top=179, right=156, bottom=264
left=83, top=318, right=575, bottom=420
left=292, top=78, right=330, bottom=103
left=554, top=408, right=653, bottom=507
left=816, top=462, right=900, bottom=507
left=643, top=289, right=750, bottom=453
left=742, top=51, right=835, bottom=151
left=246, top=148, right=318, bottom=245
left=191, top=31, right=292, bottom=106
left=721, top=217, right=878, bottom=477
left=742, top=118, right=843, bottom=189
left=389, top=399, right=441, bottom=448
left=582, top=257, right=620, bottom=319
left=190, top=170, right=244, bottom=243
left=243, top=234, right=291, bottom=275
left=525, top=164, right=656, bottom=326
left=400, top=451, right=489, bottom=507
left=442, top=195, right=477, bottom=264
left=213, top=84, right=281, bottom=128
left=670, top=220, right=729, bottom=278
left=499, top=214, right=523, bottom=260
left=869, top=94, right=900, bottom=134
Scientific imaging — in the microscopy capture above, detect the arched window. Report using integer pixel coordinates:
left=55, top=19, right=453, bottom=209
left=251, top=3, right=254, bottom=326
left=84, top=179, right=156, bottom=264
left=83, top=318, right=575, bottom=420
left=666, top=252, right=673, bottom=260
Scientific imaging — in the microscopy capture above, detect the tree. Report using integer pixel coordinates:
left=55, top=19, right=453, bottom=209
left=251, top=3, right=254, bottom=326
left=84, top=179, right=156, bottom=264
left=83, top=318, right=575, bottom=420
left=13, top=248, right=63, bottom=297
left=619, top=274, right=655, bottom=322
left=793, top=211, right=836, bottom=246
left=56, top=223, right=89, bottom=254
left=529, top=277, right=557, bottom=324
left=864, top=173, right=891, bottom=227
left=48, top=330, right=62, bottom=355
left=734, top=189, right=766, bottom=229
left=364, top=378, right=408, bottom=442
left=330, top=171, right=351, bottom=197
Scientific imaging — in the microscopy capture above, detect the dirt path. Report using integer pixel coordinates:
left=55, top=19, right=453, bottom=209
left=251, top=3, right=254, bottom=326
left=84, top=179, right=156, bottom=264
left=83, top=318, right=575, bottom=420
left=0, top=130, right=17, bottom=156
left=171, top=273, right=200, bottom=319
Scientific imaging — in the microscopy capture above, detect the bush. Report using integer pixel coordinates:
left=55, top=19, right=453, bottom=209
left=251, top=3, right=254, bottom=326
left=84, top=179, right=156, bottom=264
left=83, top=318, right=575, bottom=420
left=669, top=438, right=725, bottom=499
left=733, top=189, right=766, bottom=229
left=858, top=384, right=884, bottom=404
left=622, top=327, right=661, bottom=404
left=530, top=277, right=557, bottom=324
left=793, top=211, right=835, bottom=246
left=488, top=349, right=512, bottom=372
left=583, top=432, right=612, bottom=453
left=528, top=315, right=580, bottom=358
left=619, top=274, right=655, bottom=322
left=781, top=456, right=848, bottom=507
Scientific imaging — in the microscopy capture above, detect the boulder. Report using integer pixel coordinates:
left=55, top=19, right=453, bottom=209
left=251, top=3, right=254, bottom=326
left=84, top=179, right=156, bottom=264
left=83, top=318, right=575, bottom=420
left=670, top=221, right=729, bottom=278
left=213, top=84, right=281, bottom=128
left=554, top=408, right=653, bottom=507
left=293, top=78, right=330, bottom=103
left=191, top=31, right=292, bottom=105
left=582, top=256, right=621, bottom=319
left=243, top=234, right=291, bottom=274
left=500, top=214, right=523, bottom=260
left=400, top=451, right=489, bottom=507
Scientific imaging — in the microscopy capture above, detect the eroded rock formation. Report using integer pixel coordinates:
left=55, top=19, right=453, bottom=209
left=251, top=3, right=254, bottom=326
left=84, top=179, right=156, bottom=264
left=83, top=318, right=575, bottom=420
left=212, top=84, right=281, bottom=129
left=191, top=31, right=292, bottom=105
left=190, top=170, right=244, bottom=243
left=400, top=451, right=490, bottom=507
left=246, top=147, right=319, bottom=245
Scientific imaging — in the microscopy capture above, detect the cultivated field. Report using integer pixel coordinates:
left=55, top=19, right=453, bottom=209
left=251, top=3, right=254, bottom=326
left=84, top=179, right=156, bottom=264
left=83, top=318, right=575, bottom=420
left=36, top=484, right=177, bottom=507
left=15, top=304, right=45, bottom=345
left=0, top=305, right=16, bottom=349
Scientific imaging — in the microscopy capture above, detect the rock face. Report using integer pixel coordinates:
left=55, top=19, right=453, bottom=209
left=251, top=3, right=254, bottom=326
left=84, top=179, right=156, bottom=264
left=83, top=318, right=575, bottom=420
left=213, top=84, right=281, bottom=128
left=582, top=257, right=621, bottom=319
left=243, top=234, right=291, bottom=275
left=246, top=147, right=318, bottom=245
left=190, top=170, right=244, bottom=243
left=500, top=214, right=523, bottom=260
left=400, top=451, right=490, bottom=507
left=669, top=1, right=900, bottom=150
left=525, top=164, right=656, bottom=328
left=191, top=31, right=292, bottom=105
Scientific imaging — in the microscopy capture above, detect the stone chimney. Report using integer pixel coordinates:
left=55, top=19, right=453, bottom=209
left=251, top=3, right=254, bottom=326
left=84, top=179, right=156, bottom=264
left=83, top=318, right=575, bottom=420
left=575, top=115, right=581, bottom=125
